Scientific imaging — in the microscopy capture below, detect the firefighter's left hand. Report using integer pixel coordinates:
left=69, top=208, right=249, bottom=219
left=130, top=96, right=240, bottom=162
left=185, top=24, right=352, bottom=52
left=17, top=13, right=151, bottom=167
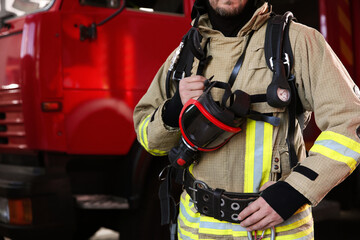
left=238, top=181, right=284, bottom=231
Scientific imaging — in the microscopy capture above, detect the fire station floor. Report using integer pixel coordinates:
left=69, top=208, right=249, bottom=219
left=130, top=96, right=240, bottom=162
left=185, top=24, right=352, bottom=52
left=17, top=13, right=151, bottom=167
left=89, top=228, right=119, bottom=240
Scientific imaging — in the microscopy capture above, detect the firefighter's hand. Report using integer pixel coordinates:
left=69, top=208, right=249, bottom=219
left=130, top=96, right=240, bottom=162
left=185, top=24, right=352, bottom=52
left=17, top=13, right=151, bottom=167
left=179, top=75, right=206, bottom=105
left=238, top=182, right=284, bottom=231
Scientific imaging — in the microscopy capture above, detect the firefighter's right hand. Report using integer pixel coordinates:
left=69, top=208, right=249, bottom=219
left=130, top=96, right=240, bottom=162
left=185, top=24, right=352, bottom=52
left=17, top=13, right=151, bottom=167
left=179, top=75, right=206, bottom=105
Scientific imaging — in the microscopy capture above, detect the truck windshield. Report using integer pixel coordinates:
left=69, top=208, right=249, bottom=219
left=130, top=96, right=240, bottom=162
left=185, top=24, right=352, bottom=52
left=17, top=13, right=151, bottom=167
left=0, top=0, right=54, bottom=19
left=80, top=0, right=183, bottom=14
left=126, top=0, right=183, bottom=14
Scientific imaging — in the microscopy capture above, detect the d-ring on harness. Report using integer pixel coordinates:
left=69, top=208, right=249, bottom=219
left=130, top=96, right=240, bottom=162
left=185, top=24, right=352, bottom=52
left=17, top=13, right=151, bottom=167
left=247, top=227, right=275, bottom=240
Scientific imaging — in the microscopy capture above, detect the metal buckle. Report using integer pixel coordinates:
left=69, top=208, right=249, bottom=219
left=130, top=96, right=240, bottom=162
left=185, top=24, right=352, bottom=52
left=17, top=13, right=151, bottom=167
left=283, top=53, right=290, bottom=77
left=247, top=227, right=275, bottom=240
left=269, top=57, right=274, bottom=70
left=172, top=70, right=185, bottom=81
left=269, top=53, right=290, bottom=77
left=158, top=165, right=171, bottom=181
left=188, top=180, right=208, bottom=209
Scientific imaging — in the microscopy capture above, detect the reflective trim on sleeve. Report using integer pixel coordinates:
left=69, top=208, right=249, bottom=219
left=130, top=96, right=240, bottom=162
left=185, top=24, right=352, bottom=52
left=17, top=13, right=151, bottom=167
left=310, top=131, right=360, bottom=171
left=138, top=114, right=168, bottom=156
left=244, top=119, right=273, bottom=193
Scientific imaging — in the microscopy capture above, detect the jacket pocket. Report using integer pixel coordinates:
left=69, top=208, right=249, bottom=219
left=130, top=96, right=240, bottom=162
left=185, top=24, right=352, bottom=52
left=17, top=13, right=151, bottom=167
left=248, top=45, right=268, bottom=70
left=272, top=145, right=291, bottom=180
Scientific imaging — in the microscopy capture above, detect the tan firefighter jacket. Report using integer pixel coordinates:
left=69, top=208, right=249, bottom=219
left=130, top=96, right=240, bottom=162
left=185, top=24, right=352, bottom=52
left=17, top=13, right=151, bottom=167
left=133, top=1, right=360, bottom=228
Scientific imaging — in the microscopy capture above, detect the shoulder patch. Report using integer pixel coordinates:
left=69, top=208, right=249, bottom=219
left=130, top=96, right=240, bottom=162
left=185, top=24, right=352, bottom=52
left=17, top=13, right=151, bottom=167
left=354, top=85, right=360, bottom=99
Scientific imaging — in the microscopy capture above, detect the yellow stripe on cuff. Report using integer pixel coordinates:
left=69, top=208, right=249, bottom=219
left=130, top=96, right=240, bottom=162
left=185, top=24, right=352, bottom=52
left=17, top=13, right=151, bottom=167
left=138, top=114, right=167, bottom=156
left=317, top=131, right=360, bottom=154
left=310, top=144, right=357, bottom=171
left=310, top=131, right=360, bottom=171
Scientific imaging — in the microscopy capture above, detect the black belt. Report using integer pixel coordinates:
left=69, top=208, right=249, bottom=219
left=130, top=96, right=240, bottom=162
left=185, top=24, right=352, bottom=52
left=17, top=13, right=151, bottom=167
left=184, top=170, right=260, bottom=223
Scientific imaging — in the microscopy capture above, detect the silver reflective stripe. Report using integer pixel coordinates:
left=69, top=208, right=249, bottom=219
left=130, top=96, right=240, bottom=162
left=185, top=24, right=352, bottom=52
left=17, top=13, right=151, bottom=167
left=310, top=131, right=360, bottom=171
left=314, top=139, right=360, bottom=160
left=178, top=193, right=314, bottom=239
left=253, top=121, right=265, bottom=193
left=244, top=119, right=273, bottom=193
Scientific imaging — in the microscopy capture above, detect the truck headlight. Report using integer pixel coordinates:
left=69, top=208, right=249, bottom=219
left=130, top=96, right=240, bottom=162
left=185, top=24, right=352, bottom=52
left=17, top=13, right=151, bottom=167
left=0, top=197, right=10, bottom=223
left=0, top=197, right=32, bottom=225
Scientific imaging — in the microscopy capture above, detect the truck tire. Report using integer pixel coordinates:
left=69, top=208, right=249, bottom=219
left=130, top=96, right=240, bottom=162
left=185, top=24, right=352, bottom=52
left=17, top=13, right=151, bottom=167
left=119, top=156, right=177, bottom=240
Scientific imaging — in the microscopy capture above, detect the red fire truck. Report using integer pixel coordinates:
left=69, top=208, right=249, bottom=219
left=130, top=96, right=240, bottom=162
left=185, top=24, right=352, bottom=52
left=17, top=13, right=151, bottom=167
left=0, top=0, right=191, bottom=239
left=0, top=0, right=359, bottom=239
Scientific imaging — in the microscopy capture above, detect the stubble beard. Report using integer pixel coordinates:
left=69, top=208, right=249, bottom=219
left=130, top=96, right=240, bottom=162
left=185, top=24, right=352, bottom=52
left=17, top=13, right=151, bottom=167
left=213, top=1, right=244, bottom=17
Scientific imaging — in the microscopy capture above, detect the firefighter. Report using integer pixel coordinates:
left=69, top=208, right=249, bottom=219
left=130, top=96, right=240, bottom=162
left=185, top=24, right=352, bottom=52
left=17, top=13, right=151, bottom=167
left=133, top=0, right=360, bottom=239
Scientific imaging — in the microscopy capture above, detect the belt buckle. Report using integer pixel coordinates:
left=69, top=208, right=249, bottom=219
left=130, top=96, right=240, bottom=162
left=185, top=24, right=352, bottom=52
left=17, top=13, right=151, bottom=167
left=188, top=180, right=208, bottom=210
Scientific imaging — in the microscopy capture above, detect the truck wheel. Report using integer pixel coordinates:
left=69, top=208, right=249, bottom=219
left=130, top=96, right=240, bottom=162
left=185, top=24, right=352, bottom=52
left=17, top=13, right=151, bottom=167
left=119, top=156, right=179, bottom=240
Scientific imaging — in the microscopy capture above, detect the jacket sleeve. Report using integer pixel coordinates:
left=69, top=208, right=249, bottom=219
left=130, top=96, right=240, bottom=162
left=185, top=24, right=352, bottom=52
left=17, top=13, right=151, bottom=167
left=133, top=50, right=182, bottom=156
left=262, top=23, right=360, bottom=220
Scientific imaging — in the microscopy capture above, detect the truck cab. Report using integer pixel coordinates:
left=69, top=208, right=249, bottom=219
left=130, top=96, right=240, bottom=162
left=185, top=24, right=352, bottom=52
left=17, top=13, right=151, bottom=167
left=0, top=0, right=192, bottom=239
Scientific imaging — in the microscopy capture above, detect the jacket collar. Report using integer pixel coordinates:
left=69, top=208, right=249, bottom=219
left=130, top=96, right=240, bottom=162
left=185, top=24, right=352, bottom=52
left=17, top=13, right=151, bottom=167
left=195, top=2, right=271, bottom=38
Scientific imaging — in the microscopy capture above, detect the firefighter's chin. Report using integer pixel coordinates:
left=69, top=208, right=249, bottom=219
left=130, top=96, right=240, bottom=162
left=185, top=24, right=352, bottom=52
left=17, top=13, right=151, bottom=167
left=209, top=0, right=248, bottom=16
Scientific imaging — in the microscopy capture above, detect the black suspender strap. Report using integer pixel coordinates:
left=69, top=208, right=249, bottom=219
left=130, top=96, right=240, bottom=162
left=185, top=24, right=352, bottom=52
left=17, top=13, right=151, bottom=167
left=158, top=166, right=177, bottom=226
left=228, top=31, right=254, bottom=88
left=158, top=166, right=183, bottom=226
left=282, top=13, right=303, bottom=168
left=287, top=75, right=299, bottom=168
left=165, top=14, right=212, bottom=98
left=174, top=30, right=199, bottom=80
left=196, top=38, right=212, bottom=76
left=265, top=11, right=303, bottom=169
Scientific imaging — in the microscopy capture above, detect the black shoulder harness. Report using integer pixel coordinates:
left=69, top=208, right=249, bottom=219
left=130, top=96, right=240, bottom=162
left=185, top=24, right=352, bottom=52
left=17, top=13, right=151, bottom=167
left=165, top=15, right=212, bottom=99
left=265, top=12, right=304, bottom=169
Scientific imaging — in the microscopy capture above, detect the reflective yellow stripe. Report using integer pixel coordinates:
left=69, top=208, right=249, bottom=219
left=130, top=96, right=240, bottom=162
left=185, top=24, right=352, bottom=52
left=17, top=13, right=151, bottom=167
left=261, top=122, right=273, bottom=187
left=316, top=131, right=360, bottom=154
left=311, top=145, right=357, bottom=170
left=138, top=114, right=168, bottom=156
left=178, top=193, right=313, bottom=239
left=189, top=164, right=194, bottom=175
left=294, top=204, right=311, bottom=215
left=178, top=195, right=200, bottom=240
left=138, top=115, right=150, bottom=148
left=178, top=220, right=199, bottom=240
left=275, top=224, right=313, bottom=240
left=310, top=131, right=360, bottom=171
left=179, top=210, right=200, bottom=229
left=244, top=119, right=256, bottom=193
left=245, top=120, right=273, bottom=193
left=276, top=213, right=312, bottom=232
left=181, top=194, right=200, bottom=220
